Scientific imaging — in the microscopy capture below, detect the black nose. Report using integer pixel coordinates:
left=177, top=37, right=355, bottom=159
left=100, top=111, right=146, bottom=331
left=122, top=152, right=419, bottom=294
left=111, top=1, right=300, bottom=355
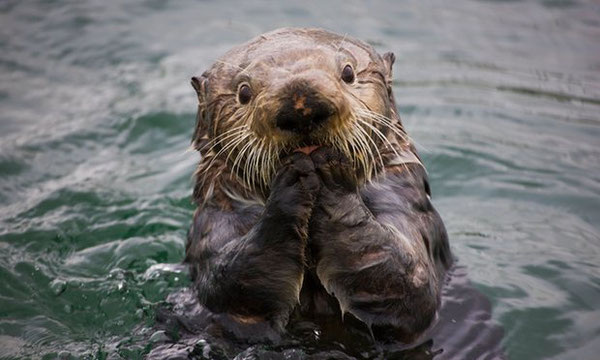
left=275, top=81, right=334, bottom=134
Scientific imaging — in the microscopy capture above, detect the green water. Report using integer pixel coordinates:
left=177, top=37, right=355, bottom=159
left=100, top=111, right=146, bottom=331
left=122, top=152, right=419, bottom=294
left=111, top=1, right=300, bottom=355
left=1, top=0, right=599, bottom=359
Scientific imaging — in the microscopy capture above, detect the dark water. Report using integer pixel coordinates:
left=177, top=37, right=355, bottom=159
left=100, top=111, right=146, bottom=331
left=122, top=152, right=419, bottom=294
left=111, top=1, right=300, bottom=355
left=1, top=0, right=599, bottom=359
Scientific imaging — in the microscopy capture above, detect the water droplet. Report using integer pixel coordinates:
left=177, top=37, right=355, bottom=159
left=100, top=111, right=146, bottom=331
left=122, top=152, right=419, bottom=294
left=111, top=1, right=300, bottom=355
left=117, top=280, right=126, bottom=292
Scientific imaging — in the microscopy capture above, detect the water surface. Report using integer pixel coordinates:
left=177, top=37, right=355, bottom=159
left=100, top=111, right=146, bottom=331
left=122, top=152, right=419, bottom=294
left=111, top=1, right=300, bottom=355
left=1, top=0, right=599, bottom=359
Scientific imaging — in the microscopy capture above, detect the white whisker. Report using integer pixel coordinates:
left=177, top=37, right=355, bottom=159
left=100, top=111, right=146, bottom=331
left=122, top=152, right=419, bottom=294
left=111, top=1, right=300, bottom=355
left=355, top=118, right=385, bottom=171
left=357, top=117, right=400, bottom=159
left=232, top=137, right=256, bottom=185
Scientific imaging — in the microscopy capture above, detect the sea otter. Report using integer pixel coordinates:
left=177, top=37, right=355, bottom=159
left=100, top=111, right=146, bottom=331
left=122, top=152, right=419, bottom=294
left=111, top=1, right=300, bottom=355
left=184, top=27, right=452, bottom=344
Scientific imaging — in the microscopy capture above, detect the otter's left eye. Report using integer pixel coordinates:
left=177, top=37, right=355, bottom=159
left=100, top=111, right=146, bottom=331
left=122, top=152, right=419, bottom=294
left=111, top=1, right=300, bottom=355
left=341, top=64, right=355, bottom=83
left=238, top=84, right=252, bottom=104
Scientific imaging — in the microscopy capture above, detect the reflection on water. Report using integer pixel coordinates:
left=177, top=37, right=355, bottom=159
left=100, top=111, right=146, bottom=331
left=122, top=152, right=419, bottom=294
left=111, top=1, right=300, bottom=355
left=0, top=0, right=599, bottom=359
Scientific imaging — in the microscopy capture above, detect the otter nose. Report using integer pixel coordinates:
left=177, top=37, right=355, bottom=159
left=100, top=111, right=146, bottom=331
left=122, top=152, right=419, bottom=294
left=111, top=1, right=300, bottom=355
left=275, top=80, right=334, bottom=134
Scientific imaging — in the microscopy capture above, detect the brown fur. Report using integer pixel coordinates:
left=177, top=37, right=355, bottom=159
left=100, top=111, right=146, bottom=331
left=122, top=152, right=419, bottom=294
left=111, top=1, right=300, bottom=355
left=185, top=27, right=452, bottom=343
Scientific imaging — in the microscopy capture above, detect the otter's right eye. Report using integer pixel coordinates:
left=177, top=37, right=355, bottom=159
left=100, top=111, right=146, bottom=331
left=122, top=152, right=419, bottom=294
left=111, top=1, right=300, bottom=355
left=341, top=64, right=355, bottom=83
left=238, top=84, right=252, bottom=104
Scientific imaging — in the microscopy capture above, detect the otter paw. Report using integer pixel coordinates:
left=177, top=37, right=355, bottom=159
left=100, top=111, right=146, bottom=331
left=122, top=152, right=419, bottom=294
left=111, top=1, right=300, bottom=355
left=267, top=152, right=320, bottom=218
left=310, top=147, right=357, bottom=193
left=277, top=152, right=320, bottom=194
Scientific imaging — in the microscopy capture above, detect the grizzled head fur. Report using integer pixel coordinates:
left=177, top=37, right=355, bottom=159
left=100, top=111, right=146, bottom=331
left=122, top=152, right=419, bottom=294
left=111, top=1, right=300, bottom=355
left=191, top=28, right=412, bottom=204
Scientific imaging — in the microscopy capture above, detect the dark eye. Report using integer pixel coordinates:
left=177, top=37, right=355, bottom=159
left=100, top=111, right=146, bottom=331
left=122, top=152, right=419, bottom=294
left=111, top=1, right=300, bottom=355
left=238, top=84, right=252, bottom=104
left=341, top=64, right=355, bottom=83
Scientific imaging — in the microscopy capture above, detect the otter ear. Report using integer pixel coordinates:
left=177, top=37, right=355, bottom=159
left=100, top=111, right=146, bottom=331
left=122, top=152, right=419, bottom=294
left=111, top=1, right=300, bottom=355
left=191, top=75, right=210, bottom=150
left=191, top=75, right=208, bottom=98
left=382, top=52, right=395, bottom=80
left=382, top=52, right=400, bottom=118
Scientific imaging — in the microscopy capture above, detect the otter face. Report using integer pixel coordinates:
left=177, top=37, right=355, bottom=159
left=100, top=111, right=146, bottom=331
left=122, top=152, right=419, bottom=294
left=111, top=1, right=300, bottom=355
left=192, top=28, right=405, bottom=195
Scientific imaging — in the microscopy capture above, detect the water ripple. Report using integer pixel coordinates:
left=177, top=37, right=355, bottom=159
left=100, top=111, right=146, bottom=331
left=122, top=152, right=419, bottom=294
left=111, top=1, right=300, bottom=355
left=0, top=0, right=599, bottom=358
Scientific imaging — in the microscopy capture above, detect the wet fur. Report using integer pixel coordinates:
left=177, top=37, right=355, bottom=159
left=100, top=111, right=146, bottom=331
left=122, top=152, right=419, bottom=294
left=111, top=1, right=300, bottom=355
left=185, top=28, right=452, bottom=343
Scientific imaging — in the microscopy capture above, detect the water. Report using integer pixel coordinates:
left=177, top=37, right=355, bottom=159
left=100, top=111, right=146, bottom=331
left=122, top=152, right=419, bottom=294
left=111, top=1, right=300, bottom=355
left=1, top=0, right=599, bottom=359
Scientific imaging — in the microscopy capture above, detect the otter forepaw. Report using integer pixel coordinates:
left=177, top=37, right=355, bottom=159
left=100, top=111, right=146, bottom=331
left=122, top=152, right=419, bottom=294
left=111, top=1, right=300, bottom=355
left=267, top=152, right=320, bottom=220
left=276, top=152, right=320, bottom=194
left=310, top=147, right=357, bottom=193
left=308, top=147, right=371, bottom=228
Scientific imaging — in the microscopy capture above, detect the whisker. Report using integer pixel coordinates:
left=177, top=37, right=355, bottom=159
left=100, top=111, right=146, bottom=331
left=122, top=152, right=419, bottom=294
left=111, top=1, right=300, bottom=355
left=232, top=137, right=256, bottom=185
left=266, top=142, right=279, bottom=190
left=253, top=138, right=265, bottom=191
left=357, top=110, right=420, bottom=178
left=201, top=124, right=248, bottom=154
left=356, top=108, right=428, bottom=154
left=355, top=118, right=385, bottom=171
left=335, top=33, right=348, bottom=53
left=203, top=130, right=249, bottom=180
left=261, top=139, right=272, bottom=192
left=345, top=118, right=371, bottom=180
left=248, top=137, right=263, bottom=191
left=351, top=122, right=374, bottom=178
left=357, top=117, right=400, bottom=159
left=356, top=109, right=408, bottom=143
left=201, top=122, right=247, bottom=147
left=243, top=139, right=255, bottom=189
left=345, top=93, right=404, bottom=138
left=223, top=131, right=250, bottom=166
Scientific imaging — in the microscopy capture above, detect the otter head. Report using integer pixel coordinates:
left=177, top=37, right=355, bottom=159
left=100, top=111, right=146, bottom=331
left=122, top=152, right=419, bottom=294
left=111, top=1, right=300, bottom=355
left=191, top=28, right=408, bottom=201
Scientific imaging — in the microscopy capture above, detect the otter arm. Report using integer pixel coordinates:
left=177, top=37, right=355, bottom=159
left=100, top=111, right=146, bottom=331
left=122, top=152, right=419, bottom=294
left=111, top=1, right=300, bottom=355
left=308, top=149, right=452, bottom=341
left=184, top=153, right=319, bottom=329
